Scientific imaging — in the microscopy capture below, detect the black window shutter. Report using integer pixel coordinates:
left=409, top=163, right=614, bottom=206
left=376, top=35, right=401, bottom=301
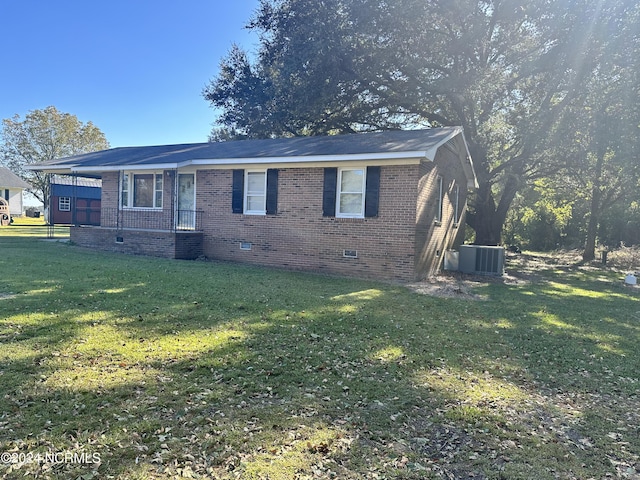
left=323, top=168, right=338, bottom=217
left=266, top=169, right=278, bottom=215
left=365, top=166, right=381, bottom=217
left=232, top=169, right=244, bottom=213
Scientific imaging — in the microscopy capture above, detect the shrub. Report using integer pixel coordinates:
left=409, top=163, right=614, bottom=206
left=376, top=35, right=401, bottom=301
left=607, top=243, right=640, bottom=272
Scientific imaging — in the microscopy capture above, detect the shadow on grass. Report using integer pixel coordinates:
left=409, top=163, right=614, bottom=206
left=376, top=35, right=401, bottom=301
left=1, top=241, right=639, bottom=478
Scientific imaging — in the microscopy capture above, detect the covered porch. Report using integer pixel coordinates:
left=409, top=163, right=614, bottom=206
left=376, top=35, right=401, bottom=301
left=69, top=204, right=205, bottom=260
left=57, top=170, right=205, bottom=260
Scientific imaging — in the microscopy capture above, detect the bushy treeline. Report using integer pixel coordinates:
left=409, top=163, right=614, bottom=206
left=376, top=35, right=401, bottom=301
left=504, top=181, right=640, bottom=252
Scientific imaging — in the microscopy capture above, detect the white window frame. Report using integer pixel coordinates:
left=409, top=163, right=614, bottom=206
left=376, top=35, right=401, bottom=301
left=244, top=170, right=267, bottom=215
left=121, top=173, right=129, bottom=208
left=336, top=167, right=366, bottom=218
left=59, top=196, right=71, bottom=212
left=121, top=171, right=164, bottom=209
left=435, top=175, right=444, bottom=224
left=453, top=183, right=461, bottom=226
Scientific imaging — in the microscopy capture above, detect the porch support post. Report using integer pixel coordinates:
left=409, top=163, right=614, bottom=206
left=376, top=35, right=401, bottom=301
left=72, top=174, right=78, bottom=226
left=47, top=174, right=54, bottom=238
left=171, top=169, right=178, bottom=233
left=117, top=170, right=123, bottom=232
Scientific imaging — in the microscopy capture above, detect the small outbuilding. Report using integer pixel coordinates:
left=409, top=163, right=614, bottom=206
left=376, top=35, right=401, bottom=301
left=50, top=175, right=102, bottom=226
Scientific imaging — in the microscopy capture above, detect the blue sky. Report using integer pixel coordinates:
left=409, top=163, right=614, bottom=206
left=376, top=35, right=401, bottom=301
left=0, top=1, right=259, bottom=148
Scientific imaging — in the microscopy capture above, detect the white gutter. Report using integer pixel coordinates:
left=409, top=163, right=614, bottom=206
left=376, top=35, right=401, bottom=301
left=24, top=164, right=76, bottom=173
left=73, top=162, right=188, bottom=173
left=190, top=150, right=430, bottom=167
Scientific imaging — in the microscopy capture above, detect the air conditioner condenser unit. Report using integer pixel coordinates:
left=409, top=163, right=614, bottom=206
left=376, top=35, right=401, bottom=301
left=458, top=245, right=505, bottom=276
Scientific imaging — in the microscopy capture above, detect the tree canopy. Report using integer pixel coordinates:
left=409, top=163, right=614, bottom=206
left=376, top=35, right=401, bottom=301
left=0, top=106, right=109, bottom=208
left=205, top=0, right=640, bottom=249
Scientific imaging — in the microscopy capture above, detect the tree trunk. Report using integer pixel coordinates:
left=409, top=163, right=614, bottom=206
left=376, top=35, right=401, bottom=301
left=467, top=169, right=522, bottom=246
left=469, top=182, right=503, bottom=245
left=582, top=150, right=605, bottom=262
left=582, top=184, right=602, bottom=262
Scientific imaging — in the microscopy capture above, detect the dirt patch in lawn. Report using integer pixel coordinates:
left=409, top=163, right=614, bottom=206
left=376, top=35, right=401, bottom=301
left=407, top=250, right=593, bottom=300
left=406, top=273, right=490, bottom=300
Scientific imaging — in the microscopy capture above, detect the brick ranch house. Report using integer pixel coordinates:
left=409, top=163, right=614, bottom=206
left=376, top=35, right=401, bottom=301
left=30, top=127, right=477, bottom=282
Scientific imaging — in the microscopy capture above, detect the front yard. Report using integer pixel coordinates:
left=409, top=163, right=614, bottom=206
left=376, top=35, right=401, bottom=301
left=0, top=226, right=639, bottom=479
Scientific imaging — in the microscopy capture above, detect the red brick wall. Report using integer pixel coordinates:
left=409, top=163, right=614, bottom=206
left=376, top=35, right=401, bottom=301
left=72, top=226, right=176, bottom=258
left=101, top=172, right=118, bottom=210
left=197, top=165, right=418, bottom=281
left=71, top=226, right=203, bottom=259
left=415, top=143, right=470, bottom=279
left=100, top=171, right=176, bottom=229
left=88, top=157, right=471, bottom=282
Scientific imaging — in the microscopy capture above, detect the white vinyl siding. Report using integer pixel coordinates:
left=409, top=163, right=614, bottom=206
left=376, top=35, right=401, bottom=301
left=121, top=173, right=129, bottom=207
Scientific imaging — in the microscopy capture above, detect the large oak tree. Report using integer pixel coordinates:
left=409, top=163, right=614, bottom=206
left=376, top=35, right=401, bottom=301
left=205, top=0, right=638, bottom=246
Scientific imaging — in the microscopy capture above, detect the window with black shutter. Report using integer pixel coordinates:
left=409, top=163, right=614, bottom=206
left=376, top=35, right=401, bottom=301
left=322, top=168, right=338, bottom=217
left=364, top=166, right=380, bottom=218
left=323, top=166, right=380, bottom=218
left=232, top=169, right=278, bottom=215
left=266, top=169, right=278, bottom=215
left=232, top=169, right=244, bottom=213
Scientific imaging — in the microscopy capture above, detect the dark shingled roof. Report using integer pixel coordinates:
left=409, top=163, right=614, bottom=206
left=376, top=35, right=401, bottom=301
left=30, top=128, right=467, bottom=170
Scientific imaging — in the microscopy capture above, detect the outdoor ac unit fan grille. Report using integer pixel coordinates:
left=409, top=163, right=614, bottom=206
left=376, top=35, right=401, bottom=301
left=458, top=245, right=504, bottom=276
left=475, top=247, right=502, bottom=275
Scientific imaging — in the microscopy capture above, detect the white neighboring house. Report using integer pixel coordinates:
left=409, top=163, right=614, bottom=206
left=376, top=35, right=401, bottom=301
left=0, top=167, right=32, bottom=216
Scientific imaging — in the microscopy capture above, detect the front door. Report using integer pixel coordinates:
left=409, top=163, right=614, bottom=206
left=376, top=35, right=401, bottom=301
left=177, top=174, right=195, bottom=229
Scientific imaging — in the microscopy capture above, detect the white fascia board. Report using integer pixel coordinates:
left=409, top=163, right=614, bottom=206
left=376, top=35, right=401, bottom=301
left=190, top=151, right=429, bottom=169
left=424, top=126, right=464, bottom=162
left=72, top=162, right=187, bottom=173
left=424, top=126, right=478, bottom=189
left=198, top=158, right=424, bottom=171
left=25, top=164, right=76, bottom=174
left=453, top=130, right=478, bottom=189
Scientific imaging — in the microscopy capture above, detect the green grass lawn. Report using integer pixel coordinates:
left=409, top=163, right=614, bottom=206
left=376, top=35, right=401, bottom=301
left=1, top=226, right=639, bottom=479
left=3, top=217, right=70, bottom=239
